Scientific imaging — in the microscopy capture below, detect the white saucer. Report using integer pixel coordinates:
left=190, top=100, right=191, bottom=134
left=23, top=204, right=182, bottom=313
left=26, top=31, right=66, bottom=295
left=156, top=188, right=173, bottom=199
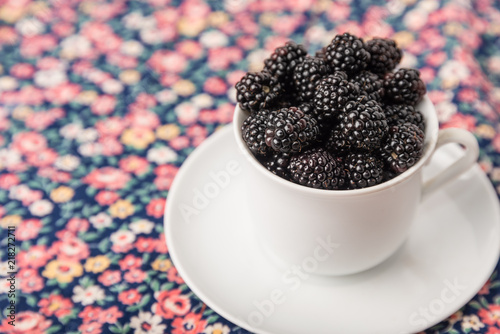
left=164, top=126, right=500, bottom=334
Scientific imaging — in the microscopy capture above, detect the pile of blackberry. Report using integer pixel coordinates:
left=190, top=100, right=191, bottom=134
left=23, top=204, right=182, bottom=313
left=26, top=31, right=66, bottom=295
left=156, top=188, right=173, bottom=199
left=236, top=33, right=427, bottom=190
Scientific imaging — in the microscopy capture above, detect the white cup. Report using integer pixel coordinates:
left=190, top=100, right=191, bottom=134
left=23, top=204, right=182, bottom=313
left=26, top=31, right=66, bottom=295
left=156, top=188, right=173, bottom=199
left=233, top=96, right=479, bottom=276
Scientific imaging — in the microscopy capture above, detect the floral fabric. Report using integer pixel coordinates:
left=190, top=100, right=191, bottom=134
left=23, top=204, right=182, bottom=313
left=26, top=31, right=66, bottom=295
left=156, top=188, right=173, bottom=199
left=0, top=0, right=499, bottom=333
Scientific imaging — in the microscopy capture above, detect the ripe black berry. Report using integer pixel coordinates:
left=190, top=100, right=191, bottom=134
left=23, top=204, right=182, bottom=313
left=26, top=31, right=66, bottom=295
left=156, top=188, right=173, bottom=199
left=293, top=57, right=331, bottom=102
left=313, top=72, right=361, bottom=115
left=265, top=107, right=319, bottom=153
left=265, top=152, right=291, bottom=179
left=325, top=33, right=371, bottom=74
left=384, top=104, right=425, bottom=133
left=384, top=68, right=426, bottom=106
left=288, top=147, right=346, bottom=190
left=351, top=71, right=385, bottom=102
left=264, top=41, right=308, bottom=88
left=241, top=109, right=273, bottom=156
left=366, top=38, right=403, bottom=75
left=380, top=123, right=425, bottom=174
left=236, top=71, right=282, bottom=113
left=345, top=153, right=384, bottom=189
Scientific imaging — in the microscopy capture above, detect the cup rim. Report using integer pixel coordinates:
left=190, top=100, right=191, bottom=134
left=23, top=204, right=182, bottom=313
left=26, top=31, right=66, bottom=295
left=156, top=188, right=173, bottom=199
left=233, top=95, right=440, bottom=197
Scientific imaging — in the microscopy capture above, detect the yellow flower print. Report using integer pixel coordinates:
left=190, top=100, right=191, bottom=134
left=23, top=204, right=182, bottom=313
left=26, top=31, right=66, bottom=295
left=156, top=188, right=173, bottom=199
left=0, top=215, right=21, bottom=228
left=392, top=31, right=414, bottom=49
left=76, top=91, right=98, bottom=105
left=109, top=199, right=135, bottom=219
left=84, top=255, right=111, bottom=274
left=119, top=70, right=141, bottom=85
left=42, top=259, right=83, bottom=284
left=156, top=124, right=180, bottom=141
left=50, top=186, right=75, bottom=203
left=12, top=106, right=33, bottom=120
left=209, top=12, right=229, bottom=27
left=172, top=79, right=196, bottom=97
left=121, top=128, right=155, bottom=150
left=178, top=17, right=206, bottom=37
left=151, top=258, right=172, bottom=272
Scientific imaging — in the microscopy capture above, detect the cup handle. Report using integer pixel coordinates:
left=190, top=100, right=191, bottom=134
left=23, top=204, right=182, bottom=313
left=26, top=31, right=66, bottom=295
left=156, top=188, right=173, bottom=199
left=421, top=128, right=479, bottom=200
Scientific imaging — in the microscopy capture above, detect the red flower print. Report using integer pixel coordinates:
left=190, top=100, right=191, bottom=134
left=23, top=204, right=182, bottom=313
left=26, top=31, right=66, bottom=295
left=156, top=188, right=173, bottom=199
left=25, top=111, right=57, bottom=131
left=79, top=322, right=103, bottom=334
left=99, top=136, right=124, bottom=156
left=95, top=117, right=128, bottom=137
left=81, top=22, right=114, bottom=42
left=148, top=50, right=187, bottom=74
left=17, top=245, right=51, bottom=269
left=83, top=167, right=131, bottom=190
left=177, top=40, right=203, bottom=59
left=119, top=156, right=150, bottom=175
left=154, top=176, right=171, bottom=191
left=216, top=103, right=235, bottom=124
left=478, top=279, right=490, bottom=295
left=21, top=189, right=43, bottom=206
left=106, top=51, right=138, bottom=69
left=45, top=82, right=81, bottom=105
left=119, top=254, right=142, bottom=271
left=50, top=236, right=90, bottom=261
left=124, top=268, right=147, bottom=283
left=98, top=306, right=123, bottom=324
left=0, top=311, right=51, bottom=334
left=79, top=306, right=103, bottom=323
left=442, top=113, right=476, bottom=132
left=171, top=312, right=207, bottom=334
left=26, top=148, right=58, bottom=167
left=98, top=270, right=122, bottom=286
left=52, top=21, right=74, bottom=37
left=66, top=217, right=90, bottom=233
left=38, top=294, right=73, bottom=318
left=478, top=305, right=500, bottom=326
left=153, top=289, right=191, bottom=319
left=19, top=268, right=43, bottom=293
left=10, top=63, right=35, bottom=79
left=125, top=110, right=160, bottom=129
left=38, top=167, right=72, bottom=183
left=91, top=95, right=116, bottom=115
left=155, top=234, right=168, bottom=253
left=167, top=267, right=184, bottom=285
left=20, top=35, right=58, bottom=58
left=17, top=218, right=43, bottom=241
left=146, top=198, right=166, bottom=218
left=135, top=237, right=157, bottom=253
left=135, top=93, right=157, bottom=108
left=0, top=173, right=20, bottom=189
left=203, top=77, right=227, bottom=95
left=118, top=289, right=142, bottom=305
left=486, top=327, right=500, bottom=334
left=11, top=131, right=47, bottom=154
left=95, top=191, right=120, bottom=206
left=154, top=164, right=179, bottom=177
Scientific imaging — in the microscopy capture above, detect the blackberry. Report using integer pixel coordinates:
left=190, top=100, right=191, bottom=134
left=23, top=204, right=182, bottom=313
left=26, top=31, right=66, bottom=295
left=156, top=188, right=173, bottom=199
left=288, top=147, right=346, bottom=190
left=265, top=152, right=291, bottom=179
left=313, top=72, right=360, bottom=115
left=265, top=107, right=319, bottom=153
left=236, top=71, right=282, bottom=113
left=384, top=104, right=425, bottom=133
left=384, top=68, right=426, bottom=106
left=325, top=33, right=370, bottom=74
left=366, top=38, right=403, bottom=74
left=241, top=109, right=272, bottom=156
left=351, top=71, right=384, bottom=102
left=263, top=41, right=308, bottom=88
left=380, top=123, right=425, bottom=174
left=328, top=97, right=388, bottom=153
left=345, top=152, right=384, bottom=189
left=293, top=57, right=331, bottom=102
left=300, top=102, right=337, bottom=138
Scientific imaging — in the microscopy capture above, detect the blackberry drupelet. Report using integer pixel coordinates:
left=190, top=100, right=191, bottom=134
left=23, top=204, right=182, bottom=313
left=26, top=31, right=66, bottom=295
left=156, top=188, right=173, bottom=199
left=263, top=41, right=308, bottom=88
left=241, top=109, right=273, bottom=156
left=351, top=71, right=385, bottom=102
left=293, top=57, right=331, bottom=102
left=384, top=68, right=426, bottom=106
left=236, top=71, right=282, bottom=113
left=384, top=104, right=425, bottom=132
left=366, top=38, right=402, bottom=75
left=345, top=152, right=384, bottom=189
left=328, top=97, right=388, bottom=153
left=288, top=147, right=346, bottom=190
left=380, top=123, right=425, bottom=174
left=325, top=33, right=371, bottom=74
left=265, top=152, right=292, bottom=179
left=313, top=72, right=360, bottom=115
left=265, top=107, right=319, bottom=153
